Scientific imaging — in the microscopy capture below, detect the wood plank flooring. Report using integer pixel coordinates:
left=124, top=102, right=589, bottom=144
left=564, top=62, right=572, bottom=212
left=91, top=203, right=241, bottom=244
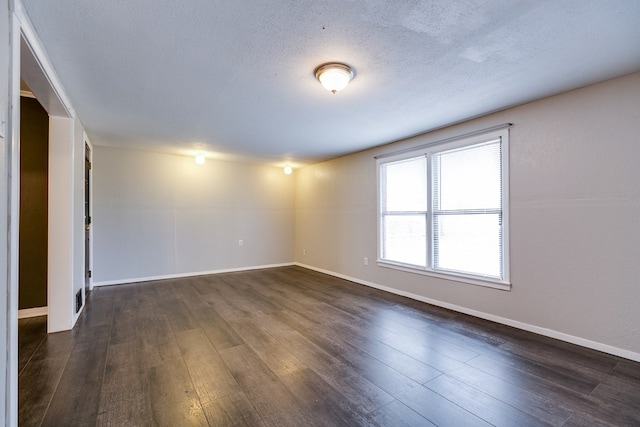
left=18, top=266, right=640, bottom=426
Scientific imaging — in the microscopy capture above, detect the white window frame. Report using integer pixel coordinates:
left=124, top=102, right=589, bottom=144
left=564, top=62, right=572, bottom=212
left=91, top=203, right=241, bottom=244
left=376, top=125, right=511, bottom=290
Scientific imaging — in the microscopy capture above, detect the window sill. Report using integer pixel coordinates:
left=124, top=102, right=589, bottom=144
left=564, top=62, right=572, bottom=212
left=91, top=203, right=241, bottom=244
left=377, top=260, right=511, bottom=291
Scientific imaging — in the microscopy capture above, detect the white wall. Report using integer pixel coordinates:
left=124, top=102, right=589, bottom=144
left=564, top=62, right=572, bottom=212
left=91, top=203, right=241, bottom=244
left=44, top=107, right=86, bottom=335
left=295, top=72, right=640, bottom=359
left=92, top=147, right=295, bottom=284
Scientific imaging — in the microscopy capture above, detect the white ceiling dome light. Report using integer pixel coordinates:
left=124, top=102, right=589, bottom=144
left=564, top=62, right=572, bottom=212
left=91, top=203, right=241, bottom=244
left=315, top=63, right=354, bottom=94
left=194, top=153, right=206, bottom=165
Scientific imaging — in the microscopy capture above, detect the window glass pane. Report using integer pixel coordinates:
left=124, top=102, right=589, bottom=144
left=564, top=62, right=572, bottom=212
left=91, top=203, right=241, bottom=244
left=433, top=141, right=501, bottom=210
left=378, top=128, right=508, bottom=286
left=383, top=157, right=427, bottom=211
left=433, top=213, right=502, bottom=278
left=383, top=215, right=426, bottom=267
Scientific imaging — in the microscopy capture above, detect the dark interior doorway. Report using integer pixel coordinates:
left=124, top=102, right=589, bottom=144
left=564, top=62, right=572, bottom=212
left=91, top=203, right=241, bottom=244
left=85, top=143, right=91, bottom=293
left=18, top=95, right=49, bottom=311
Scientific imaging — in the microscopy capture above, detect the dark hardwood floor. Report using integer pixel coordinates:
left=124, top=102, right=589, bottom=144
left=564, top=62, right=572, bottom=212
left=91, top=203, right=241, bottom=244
left=18, top=266, right=640, bottom=426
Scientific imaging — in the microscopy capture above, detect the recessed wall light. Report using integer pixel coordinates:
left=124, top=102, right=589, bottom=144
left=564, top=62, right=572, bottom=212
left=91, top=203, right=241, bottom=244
left=315, top=63, right=354, bottom=94
left=283, top=165, right=293, bottom=175
left=194, top=153, right=206, bottom=165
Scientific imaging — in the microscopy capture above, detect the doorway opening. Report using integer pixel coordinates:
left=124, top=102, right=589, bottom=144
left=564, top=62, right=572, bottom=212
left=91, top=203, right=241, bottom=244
left=84, top=142, right=92, bottom=294
left=17, top=86, right=49, bottom=319
left=10, top=11, right=92, bottom=424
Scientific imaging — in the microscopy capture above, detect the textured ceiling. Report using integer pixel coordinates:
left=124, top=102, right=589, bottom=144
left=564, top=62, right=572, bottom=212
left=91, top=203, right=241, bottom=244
left=20, top=0, right=640, bottom=166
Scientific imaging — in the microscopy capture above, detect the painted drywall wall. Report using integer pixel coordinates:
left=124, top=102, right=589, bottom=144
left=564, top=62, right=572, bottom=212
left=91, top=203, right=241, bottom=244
left=43, top=114, right=87, bottom=331
left=47, top=116, right=75, bottom=332
left=295, top=72, right=640, bottom=357
left=46, top=111, right=87, bottom=332
left=19, top=96, right=48, bottom=310
left=92, top=147, right=295, bottom=283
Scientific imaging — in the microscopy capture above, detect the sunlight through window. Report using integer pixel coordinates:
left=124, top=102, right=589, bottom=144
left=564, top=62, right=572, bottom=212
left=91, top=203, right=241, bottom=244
left=377, top=126, right=510, bottom=287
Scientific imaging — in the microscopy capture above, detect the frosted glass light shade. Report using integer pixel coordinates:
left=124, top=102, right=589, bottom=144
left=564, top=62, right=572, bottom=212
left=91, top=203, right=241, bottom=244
left=194, top=153, right=206, bottom=165
left=315, top=63, right=354, bottom=94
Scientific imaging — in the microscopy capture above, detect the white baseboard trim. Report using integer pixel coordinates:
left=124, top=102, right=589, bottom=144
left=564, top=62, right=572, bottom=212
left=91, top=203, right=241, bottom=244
left=92, top=263, right=296, bottom=287
left=18, top=306, right=48, bottom=319
left=295, top=263, right=640, bottom=363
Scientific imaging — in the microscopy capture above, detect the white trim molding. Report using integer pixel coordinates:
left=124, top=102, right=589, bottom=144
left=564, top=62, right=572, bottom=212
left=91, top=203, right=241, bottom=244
left=19, top=90, right=35, bottom=99
left=18, top=307, right=48, bottom=319
left=295, top=263, right=640, bottom=363
left=93, top=263, right=296, bottom=287
left=6, top=8, right=22, bottom=427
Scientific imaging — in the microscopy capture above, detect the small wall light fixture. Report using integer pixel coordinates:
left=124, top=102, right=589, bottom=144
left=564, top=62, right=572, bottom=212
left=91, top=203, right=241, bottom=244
left=283, top=165, right=293, bottom=175
left=315, top=63, right=354, bottom=94
left=194, top=153, right=206, bottom=165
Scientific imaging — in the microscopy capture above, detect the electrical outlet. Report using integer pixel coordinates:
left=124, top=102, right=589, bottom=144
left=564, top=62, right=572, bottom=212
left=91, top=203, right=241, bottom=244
left=238, top=240, right=243, bottom=247
left=303, top=249, right=307, bottom=256
left=364, top=257, right=369, bottom=265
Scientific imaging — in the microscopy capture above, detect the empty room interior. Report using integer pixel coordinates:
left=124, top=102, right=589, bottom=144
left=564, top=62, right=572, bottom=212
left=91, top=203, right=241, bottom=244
left=2, top=1, right=640, bottom=426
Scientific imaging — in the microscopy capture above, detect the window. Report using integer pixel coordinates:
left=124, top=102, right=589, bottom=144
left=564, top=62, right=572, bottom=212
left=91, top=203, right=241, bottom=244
left=377, top=126, right=510, bottom=289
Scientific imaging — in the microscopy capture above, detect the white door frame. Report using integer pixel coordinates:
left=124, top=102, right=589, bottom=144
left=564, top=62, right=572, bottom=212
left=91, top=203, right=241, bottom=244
left=5, top=6, right=21, bottom=427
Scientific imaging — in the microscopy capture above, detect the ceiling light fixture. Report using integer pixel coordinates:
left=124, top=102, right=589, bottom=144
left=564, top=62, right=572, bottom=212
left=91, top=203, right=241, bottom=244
left=194, top=153, right=206, bottom=165
left=315, top=63, right=354, bottom=94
